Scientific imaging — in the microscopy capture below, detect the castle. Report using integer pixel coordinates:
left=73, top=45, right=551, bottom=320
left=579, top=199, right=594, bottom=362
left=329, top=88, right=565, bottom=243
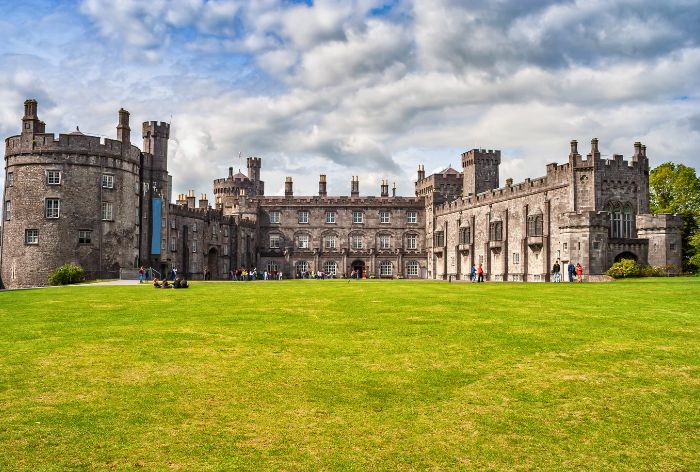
left=0, top=100, right=683, bottom=288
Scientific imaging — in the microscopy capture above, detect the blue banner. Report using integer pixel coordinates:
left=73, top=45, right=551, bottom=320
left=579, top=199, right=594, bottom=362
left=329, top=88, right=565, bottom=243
left=151, top=198, right=162, bottom=255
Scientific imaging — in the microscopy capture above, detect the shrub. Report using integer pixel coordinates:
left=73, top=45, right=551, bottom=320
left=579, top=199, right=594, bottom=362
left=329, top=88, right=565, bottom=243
left=639, top=265, right=664, bottom=277
left=607, top=259, right=641, bottom=278
left=48, top=263, right=86, bottom=286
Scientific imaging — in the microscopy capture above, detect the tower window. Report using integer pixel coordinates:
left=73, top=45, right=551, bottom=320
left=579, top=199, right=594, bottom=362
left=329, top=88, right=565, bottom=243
left=25, top=229, right=39, bottom=245
left=45, top=199, right=60, bottom=218
left=269, top=211, right=280, bottom=224
left=7, top=172, right=13, bottom=187
left=102, top=174, right=114, bottom=189
left=298, top=211, right=309, bottom=224
left=46, top=170, right=61, bottom=185
left=406, top=211, right=417, bottom=224
left=78, top=230, right=92, bottom=244
left=101, top=202, right=113, bottom=220
left=4, top=201, right=10, bottom=221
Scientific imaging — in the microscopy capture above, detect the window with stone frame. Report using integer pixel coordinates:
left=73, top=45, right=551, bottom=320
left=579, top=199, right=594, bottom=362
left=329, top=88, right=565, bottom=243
left=46, top=170, right=61, bottom=185
left=406, top=260, right=419, bottom=276
left=161, top=239, right=166, bottom=251
left=434, top=231, right=445, bottom=247
left=170, top=237, right=177, bottom=252
left=269, top=234, right=281, bottom=249
left=267, top=261, right=279, bottom=272
left=295, top=260, right=309, bottom=273
left=352, top=210, right=364, bottom=224
left=351, top=234, right=364, bottom=249
left=101, top=202, right=113, bottom=220
left=379, top=234, right=391, bottom=249
left=102, top=174, right=114, bottom=189
left=512, top=252, right=520, bottom=264
left=406, top=234, right=417, bottom=250
left=489, top=221, right=503, bottom=241
left=46, top=198, right=60, bottom=218
left=78, top=230, right=92, bottom=244
left=323, top=260, right=337, bottom=275
left=379, top=211, right=391, bottom=224
left=192, top=239, right=198, bottom=253
left=7, top=172, right=13, bottom=187
left=193, top=222, right=197, bottom=232
left=223, top=244, right=229, bottom=256
left=297, top=233, right=310, bottom=249
left=298, top=210, right=309, bottom=224
left=325, top=211, right=336, bottom=224
left=269, top=211, right=280, bottom=224
left=460, top=226, right=471, bottom=244
left=4, top=201, right=10, bottom=221
left=379, top=261, right=393, bottom=277
left=25, top=229, right=39, bottom=245
left=324, top=234, right=336, bottom=249
left=406, top=211, right=417, bottom=224
left=527, top=214, right=543, bottom=236
left=607, top=202, right=634, bottom=238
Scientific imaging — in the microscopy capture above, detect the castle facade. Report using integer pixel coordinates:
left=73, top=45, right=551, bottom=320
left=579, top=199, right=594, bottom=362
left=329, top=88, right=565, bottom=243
left=0, top=100, right=682, bottom=288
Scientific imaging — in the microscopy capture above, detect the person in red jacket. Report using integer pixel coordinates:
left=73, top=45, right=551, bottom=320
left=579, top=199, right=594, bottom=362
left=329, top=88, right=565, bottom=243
left=576, top=263, right=584, bottom=282
left=477, top=263, right=485, bottom=283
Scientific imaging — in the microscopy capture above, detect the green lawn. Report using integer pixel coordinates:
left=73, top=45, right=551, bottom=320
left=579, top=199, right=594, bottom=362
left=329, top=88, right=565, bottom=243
left=0, top=279, right=698, bottom=471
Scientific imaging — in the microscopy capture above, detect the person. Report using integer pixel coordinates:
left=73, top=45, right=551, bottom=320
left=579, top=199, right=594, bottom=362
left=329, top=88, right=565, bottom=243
left=552, top=260, right=561, bottom=283
left=152, top=277, right=162, bottom=288
left=162, top=279, right=172, bottom=288
left=568, top=262, right=576, bottom=282
left=470, top=264, right=476, bottom=283
left=138, top=265, right=145, bottom=284
left=171, top=267, right=177, bottom=281
left=477, top=263, right=484, bottom=283
left=203, top=267, right=208, bottom=280
left=576, top=263, right=584, bottom=282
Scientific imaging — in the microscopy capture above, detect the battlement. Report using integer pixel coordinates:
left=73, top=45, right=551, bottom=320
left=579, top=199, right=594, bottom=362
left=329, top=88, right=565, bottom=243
left=636, top=213, right=683, bottom=231
left=461, top=148, right=501, bottom=167
left=253, top=195, right=424, bottom=208
left=142, top=121, right=170, bottom=137
left=5, top=132, right=142, bottom=163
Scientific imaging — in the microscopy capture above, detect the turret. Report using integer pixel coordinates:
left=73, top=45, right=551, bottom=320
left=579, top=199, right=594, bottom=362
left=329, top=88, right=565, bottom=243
left=247, top=157, right=261, bottom=182
left=319, top=174, right=327, bottom=197
left=21, top=99, right=44, bottom=134
left=351, top=176, right=359, bottom=197
left=142, top=121, right=170, bottom=173
left=461, top=148, right=501, bottom=196
left=285, top=177, right=293, bottom=197
left=117, top=108, right=130, bottom=143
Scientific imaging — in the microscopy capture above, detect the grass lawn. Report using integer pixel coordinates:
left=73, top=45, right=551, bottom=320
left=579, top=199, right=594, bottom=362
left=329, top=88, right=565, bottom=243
left=0, top=278, right=698, bottom=470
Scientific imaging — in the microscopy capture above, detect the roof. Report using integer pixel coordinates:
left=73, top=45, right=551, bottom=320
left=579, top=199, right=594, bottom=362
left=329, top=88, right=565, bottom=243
left=231, top=171, right=249, bottom=181
left=439, top=166, right=461, bottom=176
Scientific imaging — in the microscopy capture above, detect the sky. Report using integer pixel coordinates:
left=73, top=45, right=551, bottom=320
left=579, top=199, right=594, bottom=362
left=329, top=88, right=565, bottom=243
left=1, top=0, right=699, bottom=198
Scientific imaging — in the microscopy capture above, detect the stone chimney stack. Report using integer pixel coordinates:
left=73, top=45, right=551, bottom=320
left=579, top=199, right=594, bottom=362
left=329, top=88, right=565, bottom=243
left=506, top=177, right=513, bottom=187
left=117, top=108, right=130, bottom=143
left=186, top=190, right=196, bottom=209
left=199, top=193, right=208, bottom=209
left=285, top=177, right=293, bottom=197
left=229, top=167, right=233, bottom=178
left=380, top=179, right=389, bottom=197
left=319, top=174, right=327, bottom=197
left=351, top=176, right=359, bottom=197
left=392, top=182, right=396, bottom=197
left=590, top=138, right=600, bottom=158
left=176, top=193, right=187, bottom=206
left=569, top=140, right=578, bottom=157
left=417, top=164, right=425, bottom=180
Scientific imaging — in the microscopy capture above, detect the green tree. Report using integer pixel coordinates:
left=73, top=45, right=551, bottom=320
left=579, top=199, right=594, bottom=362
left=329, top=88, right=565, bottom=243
left=649, top=162, right=700, bottom=272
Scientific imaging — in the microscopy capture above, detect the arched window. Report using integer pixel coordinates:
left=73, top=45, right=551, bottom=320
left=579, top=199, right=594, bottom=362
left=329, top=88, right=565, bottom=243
left=623, top=206, right=633, bottom=238
left=527, top=213, right=543, bottom=236
left=607, top=202, right=634, bottom=238
left=266, top=261, right=279, bottom=272
left=295, top=260, right=309, bottom=274
left=379, top=261, right=393, bottom=277
left=460, top=226, right=471, bottom=244
left=323, top=234, right=336, bottom=249
left=406, top=261, right=419, bottom=277
left=323, top=260, right=337, bottom=275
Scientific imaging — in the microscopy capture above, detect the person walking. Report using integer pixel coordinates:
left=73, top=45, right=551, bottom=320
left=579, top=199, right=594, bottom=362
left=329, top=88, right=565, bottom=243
left=552, top=261, right=561, bottom=283
left=576, top=263, right=584, bottom=282
left=568, top=262, right=576, bottom=282
left=138, top=265, right=145, bottom=284
left=470, top=264, right=477, bottom=283
left=477, top=263, right=484, bottom=283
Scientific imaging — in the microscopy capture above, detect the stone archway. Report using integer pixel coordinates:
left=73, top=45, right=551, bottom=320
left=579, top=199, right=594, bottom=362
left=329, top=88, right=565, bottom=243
left=614, top=251, right=638, bottom=263
left=350, top=260, right=365, bottom=278
left=207, top=247, right=218, bottom=280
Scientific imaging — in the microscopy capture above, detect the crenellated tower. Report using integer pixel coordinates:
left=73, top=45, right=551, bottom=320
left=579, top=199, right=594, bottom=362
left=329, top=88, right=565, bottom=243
left=461, top=148, right=500, bottom=196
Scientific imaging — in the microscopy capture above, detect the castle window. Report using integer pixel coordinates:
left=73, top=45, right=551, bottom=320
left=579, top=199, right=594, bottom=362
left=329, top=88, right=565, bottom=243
left=224, top=227, right=228, bottom=238
left=297, top=234, right=309, bottom=249
left=527, top=214, right=543, bottom=236
left=489, top=221, right=503, bottom=241
left=161, top=218, right=166, bottom=228
left=223, top=244, right=229, bottom=256
left=270, top=211, right=280, bottom=224
left=608, top=202, right=634, bottom=238
left=352, top=211, right=364, bottom=224
left=193, top=222, right=197, bottom=232
left=161, top=239, right=166, bottom=251
left=298, top=211, right=309, bottom=224
left=101, top=174, right=114, bottom=189
left=380, top=235, right=391, bottom=249
left=78, top=230, right=92, bottom=244
left=46, top=170, right=61, bottom=185
left=623, top=207, right=633, bottom=238
left=512, top=252, right=520, bottom=265
left=7, top=172, right=13, bottom=187
left=406, top=261, right=419, bottom=277
left=460, top=226, right=471, bottom=245
left=269, top=234, right=281, bottom=249
left=4, top=201, right=9, bottom=221
left=406, top=211, right=417, bottom=224
left=45, top=199, right=60, bottom=219
left=379, top=261, right=393, bottom=277
left=479, top=255, right=484, bottom=264
left=326, top=211, right=336, bottom=224
left=379, top=211, right=391, bottom=224
left=324, top=235, right=336, bottom=249
left=25, top=229, right=39, bottom=245
left=295, top=260, right=309, bottom=274
left=267, top=261, right=279, bottom=272
left=434, top=231, right=445, bottom=247
left=170, top=219, right=176, bottom=230
left=170, top=237, right=177, bottom=252
left=351, top=235, right=364, bottom=249
left=192, top=240, right=198, bottom=253
left=323, top=261, right=337, bottom=275
left=406, top=234, right=417, bottom=250
left=101, top=202, right=113, bottom=220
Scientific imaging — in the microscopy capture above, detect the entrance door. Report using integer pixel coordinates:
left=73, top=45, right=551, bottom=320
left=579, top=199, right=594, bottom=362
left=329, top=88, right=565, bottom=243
left=207, top=248, right=218, bottom=280
left=351, top=260, right=365, bottom=278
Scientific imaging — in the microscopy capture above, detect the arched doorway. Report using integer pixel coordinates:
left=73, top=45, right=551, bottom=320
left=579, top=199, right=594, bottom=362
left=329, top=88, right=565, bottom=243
left=350, top=260, right=365, bottom=278
left=207, top=248, right=218, bottom=280
left=614, top=251, right=638, bottom=263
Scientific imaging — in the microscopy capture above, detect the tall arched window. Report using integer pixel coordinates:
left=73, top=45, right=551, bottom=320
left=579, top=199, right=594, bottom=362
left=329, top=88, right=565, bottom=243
left=379, top=261, right=393, bottom=277
left=295, top=261, right=309, bottom=273
left=323, top=260, right=337, bottom=275
left=608, top=202, right=634, bottom=238
left=623, top=206, right=633, bottom=238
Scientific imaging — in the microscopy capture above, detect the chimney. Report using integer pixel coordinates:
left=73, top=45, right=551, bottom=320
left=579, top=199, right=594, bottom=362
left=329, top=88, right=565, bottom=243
left=285, top=177, right=293, bottom=196
left=176, top=193, right=187, bottom=206
left=569, top=140, right=578, bottom=156
left=590, top=138, right=600, bottom=157
left=199, top=193, right=208, bottom=209
left=506, top=178, right=513, bottom=187
left=351, top=176, right=359, bottom=197
left=417, top=164, right=425, bottom=180
left=633, top=141, right=642, bottom=159
left=229, top=167, right=233, bottom=178
left=186, top=190, right=196, bottom=209
left=641, top=145, right=647, bottom=157
left=319, top=174, right=327, bottom=197
left=392, top=182, right=396, bottom=197
left=117, top=108, right=130, bottom=143
left=380, top=179, right=389, bottom=197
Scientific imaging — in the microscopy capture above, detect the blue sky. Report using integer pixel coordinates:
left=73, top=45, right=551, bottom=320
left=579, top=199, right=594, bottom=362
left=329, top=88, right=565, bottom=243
left=2, top=0, right=699, bottom=197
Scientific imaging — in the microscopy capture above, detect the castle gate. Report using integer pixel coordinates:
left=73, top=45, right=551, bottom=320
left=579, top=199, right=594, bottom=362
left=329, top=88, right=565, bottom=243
left=207, top=248, right=219, bottom=279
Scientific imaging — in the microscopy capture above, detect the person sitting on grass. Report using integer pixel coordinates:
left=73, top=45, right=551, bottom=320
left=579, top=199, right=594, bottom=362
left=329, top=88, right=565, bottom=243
left=173, top=275, right=189, bottom=289
left=153, top=277, right=162, bottom=288
left=162, top=279, right=172, bottom=288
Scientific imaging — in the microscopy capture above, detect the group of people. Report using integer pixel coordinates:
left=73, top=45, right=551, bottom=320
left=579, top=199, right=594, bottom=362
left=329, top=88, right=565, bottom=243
left=152, top=275, right=189, bottom=289
left=229, top=268, right=284, bottom=281
left=551, top=261, right=584, bottom=282
left=469, top=263, right=486, bottom=282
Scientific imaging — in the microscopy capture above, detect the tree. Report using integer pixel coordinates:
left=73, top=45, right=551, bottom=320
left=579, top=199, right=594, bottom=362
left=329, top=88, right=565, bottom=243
left=649, top=162, right=700, bottom=272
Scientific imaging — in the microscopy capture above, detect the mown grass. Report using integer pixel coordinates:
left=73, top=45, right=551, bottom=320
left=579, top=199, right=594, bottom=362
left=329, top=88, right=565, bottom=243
left=0, top=278, right=698, bottom=471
